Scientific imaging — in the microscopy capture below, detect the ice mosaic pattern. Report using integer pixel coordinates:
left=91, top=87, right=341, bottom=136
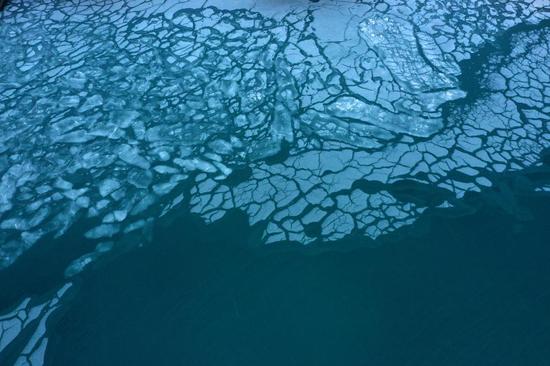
left=0, top=284, right=71, bottom=366
left=0, top=0, right=549, bottom=270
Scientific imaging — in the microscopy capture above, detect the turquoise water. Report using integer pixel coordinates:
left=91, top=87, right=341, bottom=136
left=1, top=0, right=550, bottom=364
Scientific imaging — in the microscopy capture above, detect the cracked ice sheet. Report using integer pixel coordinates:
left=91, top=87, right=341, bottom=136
left=1, top=1, right=550, bottom=363
left=0, top=0, right=549, bottom=270
left=0, top=284, right=72, bottom=366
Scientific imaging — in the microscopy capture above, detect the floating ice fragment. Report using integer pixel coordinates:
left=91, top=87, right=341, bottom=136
left=153, top=165, right=179, bottom=174
left=158, top=151, right=170, bottom=161
left=208, top=139, right=234, bottom=155
left=85, top=224, right=120, bottom=239
left=213, top=161, right=232, bottom=176
left=128, top=169, right=153, bottom=188
left=113, top=210, right=128, bottom=222
left=123, top=219, right=147, bottom=233
left=95, top=241, right=114, bottom=253
left=153, top=182, right=178, bottom=195
left=99, top=179, right=121, bottom=197
left=327, top=97, right=443, bottom=138
left=0, top=218, right=28, bottom=231
left=65, top=253, right=97, bottom=277
left=65, top=71, right=87, bottom=89
left=270, top=104, right=294, bottom=142
left=204, top=153, right=222, bottom=162
left=111, top=110, right=140, bottom=128
left=130, top=194, right=156, bottom=215
left=53, top=178, right=73, bottom=190
left=58, top=96, right=81, bottom=108
left=76, top=196, right=90, bottom=208
left=117, top=144, right=150, bottom=169
left=78, top=94, right=103, bottom=112
left=56, top=130, right=96, bottom=144
left=175, top=158, right=217, bottom=173
left=21, top=232, right=42, bottom=246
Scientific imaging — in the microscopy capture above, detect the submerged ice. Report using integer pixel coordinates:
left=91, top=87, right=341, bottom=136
left=0, top=0, right=549, bottom=270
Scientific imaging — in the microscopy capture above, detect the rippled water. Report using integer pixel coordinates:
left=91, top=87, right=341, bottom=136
left=1, top=0, right=550, bottom=365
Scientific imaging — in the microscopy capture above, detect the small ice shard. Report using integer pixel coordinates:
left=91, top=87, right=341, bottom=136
left=123, top=219, right=146, bottom=233
left=130, top=194, right=156, bottom=215
left=152, top=182, right=178, bottom=195
left=145, top=125, right=179, bottom=142
left=208, top=139, right=234, bottom=155
left=76, top=196, right=90, bottom=208
left=56, top=130, right=95, bottom=144
left=157, top=151, right=170, bottom=161
left=270, top=104, right=294, bottom=142
left=53, top=178, right=73, bottom=190
left=65, top=71, right=87, bottom=89
left=78, top=94, right=103, bottom=112
left=111, top=110, right=140, bottom=128
left=0, top=218, right=28, bottom=231
left=65, top=253, right=98, bottom=277
left=153, top=165, right=179, bottom=174
left=248, top=139, right=283, bottom=160
left=117, top=144, right=150, bottom=169
left=95, top=241, right=114, bottom=253
left=63, top=188, right=87, bottom=200
left=204, top=153, right=222, bottom=162
left=28, top=207, right=50, bottom=227
left=175, top=158, right=217, bottom=173
left=220, top=79, right=238, bottom=98
left=113, top=210, right=128, bottom=222
left=85, top=224, right=120, bottom=239
left=193, top=159, right=217, bottom=173
left=96, top=199, right=110, bottom=210
left=99, top=179, right=121, bottom=197
left=213, top=161, right=232, bottom=176
left=58, top=95, right=81, bottom=108
left=21, top=231, right=43, bottom=245
left=128, top=170, right=153, bottom=188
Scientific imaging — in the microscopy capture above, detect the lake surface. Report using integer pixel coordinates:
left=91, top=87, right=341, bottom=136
left=1, top=0, right=550, bottom=365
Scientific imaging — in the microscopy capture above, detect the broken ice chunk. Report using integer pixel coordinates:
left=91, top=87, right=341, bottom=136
left=213, top=161, right=232, bottom=176
left=327, top=97, right=443, bottom=138
left=208, top=139, right=234, bottom=155
left=1, top=218, right=28, bottom=231
left=78, top=94, right=103, bottom=112
left=152, top=182, right=178, bottom=195
left=270, top=104, right=294, bottom=142
left=111, top=110, right=140, bottom=128
left=157, top=151, right=170, bottom=161
left=58, top=95, right=81, bottom=108
left=65, top=71, right=87, bottom=89
left=153, top=165, right=179, bottom=174
left=113, top=210, right=127, bottom=222
left=65, top=253, right=98, bottom=277
left=128, top=169, right=153, bottom=188
left=130, top=194, right=156, bottom=215
left=117, top=144, right=150, bottom=169
left=99, top=178, right=121, bottom=197
left=85, top=224, right=120, bottom=239
left=174, top=158, right=217, bottom=173
left=56, top=130, right=96, bottom=144
left=54, top=177, right=73, bottom=190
